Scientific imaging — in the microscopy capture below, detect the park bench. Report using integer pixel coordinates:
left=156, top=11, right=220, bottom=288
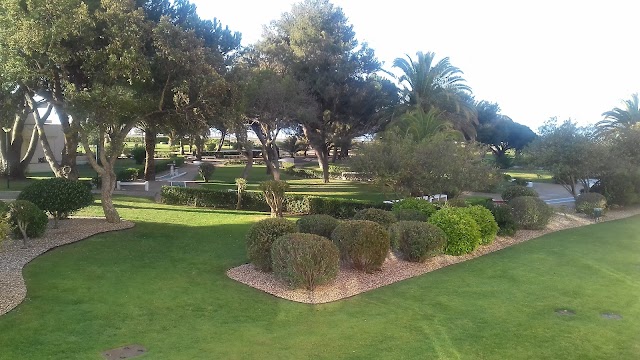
left=116, top=181, right=149, bottom=191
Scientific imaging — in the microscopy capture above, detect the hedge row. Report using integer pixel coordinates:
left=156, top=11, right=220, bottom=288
left=160, top=186, right=391, bottom=216
left=116, top=157, right=185, bottom=181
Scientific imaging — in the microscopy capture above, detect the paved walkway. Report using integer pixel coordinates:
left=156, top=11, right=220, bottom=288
left=108, top=161, right=202, bottom=201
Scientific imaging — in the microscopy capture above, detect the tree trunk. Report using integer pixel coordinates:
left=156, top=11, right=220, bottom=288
left=242, top=148, right=253, bottom=179
left=216, top=130, right=226, bottom=152
left=144, top=128, right=156, bottom=180
left=331, top=145, right=338, bottom=163
left=101, top=169, right=120, bottom=223
left=316, top=147, right=329, bottom=183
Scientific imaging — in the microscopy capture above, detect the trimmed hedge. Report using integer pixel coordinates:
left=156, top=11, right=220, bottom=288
left=575, top=192, right=607, bottom=216
left=17, top=178, right=94, bottom=225
left=271, top=233, right=339, bottom=290
left=501, top=185, right=538, bottom=202
left=510, top=196, right=553, bottom=230
left=246, top=218, right=296, bottom=272
left=428, top=207, right=482, bottom=256
left=392, top=208, right=427, bottom=222
left=296, top=214, right=340, bottom=238
left=352, top=208, right=396, bottom=228
left=9, top=200, right=49, bottom=239
left=307, top=197, right=392, bottom=219
left=486, top=203, right=517, bottom=236
left=330, top=220, right=390, bottom=272
left=389, top=221, right=446, bottom=262
left=462, top=205, right=499, bottom=245
left=392, top=198, right=438, bottom=219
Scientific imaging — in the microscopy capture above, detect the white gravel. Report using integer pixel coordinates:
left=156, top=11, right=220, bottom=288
left=0, top=218, right=134, bottom=316
left=227, top=207, right=640, bottom=304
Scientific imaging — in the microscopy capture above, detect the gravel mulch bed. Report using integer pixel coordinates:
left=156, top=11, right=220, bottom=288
left=227, top=207, right=640, bottom=304
left=0, top=218, right=134, bottom=316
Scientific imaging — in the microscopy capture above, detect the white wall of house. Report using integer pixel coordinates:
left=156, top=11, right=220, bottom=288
left=21, top=114, right=66, bottom=173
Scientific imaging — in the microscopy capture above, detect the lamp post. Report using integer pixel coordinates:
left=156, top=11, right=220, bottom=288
left=2, top=127, right=11, bottom=190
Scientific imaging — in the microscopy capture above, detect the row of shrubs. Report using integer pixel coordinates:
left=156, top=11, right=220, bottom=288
left=116, top=157, right=185, bottom=181
left=160, top=186, right=391, bottom=217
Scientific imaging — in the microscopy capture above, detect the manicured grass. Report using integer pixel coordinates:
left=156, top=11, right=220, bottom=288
left=0, top=197, right=638, bottom=359
left=202, top=164, right=389, bottom=202
left=505, top=169, right=554, bottom=183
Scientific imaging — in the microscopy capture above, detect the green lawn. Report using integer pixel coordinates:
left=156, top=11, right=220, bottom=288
left=202, top=164, right=389, bottom=202
left=504, top=169, right=554, bottom=183
left=0, top=198, right=638, bottom=359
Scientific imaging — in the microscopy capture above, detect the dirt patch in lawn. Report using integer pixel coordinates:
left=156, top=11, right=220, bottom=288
left=228, top=207, right=640, bottom=304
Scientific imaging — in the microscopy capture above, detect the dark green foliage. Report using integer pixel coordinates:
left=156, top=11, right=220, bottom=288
left=270, top=233, right=339, bottom=290
left=116, top=167, right=140, bottom=181
left=389, top=221, right=446, bottom=262
left=501, top=185, right=538, bottom=202
left=0, top=200, right=10, bottom=217
left=509, top=196, right=553, bottom=230
left=308, top=197, right=392, bottom=219
left=17, top=178, right=94, bottom=222
left=447, top=197, right=468, bottom=207
left=392, top=208, right=427, bottom=222
left=487, top=203, right=517, bottom=236
left=296, top=214, right=340, bottom=238
left=392, top=198, right=437, bottom=219
left=131, top=145, right=146, bottom=165
left=428, top=207, right=482, bottom=255
left=464, top=197, right=493, bottom=208
left=352, top=208, right=396, bottom=228
left=160, top=186, right=309, bottom=213
left=198, top=163, right=215, bottom=182
left=590, top=173, right=640, bottom=206
left=462, top=205, right=499, bottom=245
left=575, top=192, right=607, bottom=216
left=9, top=200, right=48, bottom=239
left=330, top=220, right=390, bottom=272
left=246, top=218, right=296, bottom=272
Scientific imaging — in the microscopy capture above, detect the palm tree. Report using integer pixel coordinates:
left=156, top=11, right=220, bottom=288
left=388, top=107, right=461, bottom=142
left=393, top=51, right=477, bottom=139
left=596, top=93, right=640, bottom=137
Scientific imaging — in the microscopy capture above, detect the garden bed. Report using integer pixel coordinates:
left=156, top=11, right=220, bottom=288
left=227, top=207, right=640, bottom=304
left=0, top=218, right=135, bottom=316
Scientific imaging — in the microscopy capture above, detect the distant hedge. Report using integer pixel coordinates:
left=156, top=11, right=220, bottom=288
left=160, top=186, right=391, bottom=216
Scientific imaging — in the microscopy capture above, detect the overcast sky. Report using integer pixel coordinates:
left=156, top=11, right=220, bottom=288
left=191, top=0, right=640, bottom=131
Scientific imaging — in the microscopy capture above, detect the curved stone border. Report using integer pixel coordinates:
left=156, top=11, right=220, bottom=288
left=0, top=218, right=135, bottom=316
left=228, top=208, right=640, bottom=304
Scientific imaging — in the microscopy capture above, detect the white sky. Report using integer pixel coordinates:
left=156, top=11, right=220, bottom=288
left=191, top=0, right=640, bottom=131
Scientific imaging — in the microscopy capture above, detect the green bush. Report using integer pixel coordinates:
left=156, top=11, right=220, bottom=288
left=486, top=203, right=517, bottom=236
left=510, top=196, right=553, bottom=230
left=116, top=167, right=139, bottom=181
left=296, top=214, right=340, bottom=238
left=392, top=208, right=427, bottom=222
left=0, top=200, right=10, bottom=217
left=392, top=198, right=437, bottom=219
left=130, top=145, right=146, bottom=165
left=501, top=185, right=538, bottom=202
left=352, top=208, right=396, bottom=228
left=447, top=197, right=468, bottom=207
left=308, top=197, right=391, bottom=219
left=389, top=221, right=446, bottom=262
left=330, top=220, right=390, bottom=272
left=590, top=173, right=640, bottom=206
left=428, top=207, right=481, bottom=255
left=9, top=200, right=49, bottom=240
left=575, top=192, right=607, bottom=216
left=259, top=180, right=289, bottom=218
left=271, top=233, right=339, bottom=290
left=198, top=163, right=215, bottom=182
left=0, top=218, right=11, bottom=246
left=461, top=205, right=499, bottom=245
left=246, top=218, right=296, bottom=272
left=17, top=178, right=94, bottom=226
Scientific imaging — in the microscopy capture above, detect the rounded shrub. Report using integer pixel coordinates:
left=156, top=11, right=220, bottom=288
left=575, top=192, right=607, bottom=216
left=198, top=163, right=216, bottom=183
left=246, top=217, right=296, bottom=271
left=17, top=178, right=94, bottom=226
left=462, top=205, right=499, bottom=245
left=352, top=208, right=396, bottom=228
left=502, top=185, right=538, bottom=202
left=0, top=199, right=10, bottom=217
left=9, top=200, right=49, bottom=239
left=428, top=207, right=481, bottom=256
left=389, top=221, right=446, bottom=262
left=510, top=196, right=553, bottom=230
left=271, top=233, right=339, bottom=290
left=330, top=220, right=390, bottom=272
left=296, top=214, right=340, bottom=238
left=486, top=203, right=517, bottom=236
left=392, top=208, right=427, bottom=222
left=130, top=145, right=146, bottom=165
left=392, top=198, right=437, bottom=219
